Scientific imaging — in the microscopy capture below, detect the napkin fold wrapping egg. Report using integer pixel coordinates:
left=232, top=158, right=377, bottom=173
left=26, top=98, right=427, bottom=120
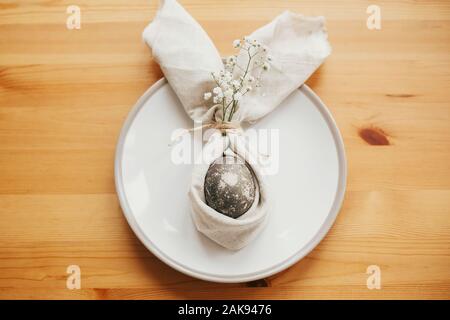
left=142, top=0, right=331, bottom=250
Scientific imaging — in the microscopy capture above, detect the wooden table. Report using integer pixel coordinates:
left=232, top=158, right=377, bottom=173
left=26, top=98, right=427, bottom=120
left=0, top=0, right=449, bottom=300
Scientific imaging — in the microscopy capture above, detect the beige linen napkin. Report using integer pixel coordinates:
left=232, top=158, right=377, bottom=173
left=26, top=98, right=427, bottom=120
left=143, top=0, right=331, bottom=250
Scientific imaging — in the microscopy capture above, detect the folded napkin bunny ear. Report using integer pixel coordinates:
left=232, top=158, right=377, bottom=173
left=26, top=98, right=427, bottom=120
left=142, top=0, right=223, bottom=122
left=235, top=12, right=331, bottom=122
left=143, top=1, right=331, bottom=124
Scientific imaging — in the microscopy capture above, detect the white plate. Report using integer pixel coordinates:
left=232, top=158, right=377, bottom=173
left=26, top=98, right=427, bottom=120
left=115, top=79, right=346, bottom=283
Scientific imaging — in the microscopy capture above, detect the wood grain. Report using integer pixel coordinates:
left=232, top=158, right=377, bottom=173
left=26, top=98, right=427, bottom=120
left=0, top=0, right=449, bottom=299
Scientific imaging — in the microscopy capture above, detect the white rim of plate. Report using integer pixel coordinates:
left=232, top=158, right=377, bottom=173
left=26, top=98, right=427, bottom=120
left=114, top=78, right=347, bottom=283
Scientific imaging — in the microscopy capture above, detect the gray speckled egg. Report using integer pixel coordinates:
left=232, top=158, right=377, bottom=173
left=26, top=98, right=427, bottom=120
left=204, top=155, right=256, bottom=218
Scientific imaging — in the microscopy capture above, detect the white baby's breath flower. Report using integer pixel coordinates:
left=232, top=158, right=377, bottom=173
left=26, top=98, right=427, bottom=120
left=223, top=88, right=233, bottom=99
left=204, top=92, right=212, bottom=100
left=213, top=86, right=222, bottom=95
left=231, top=79, right=240, bottom=89
left=213, top=96, right=222, bottom=104
left=225, top=70, right=233, bottom=79
left=208, top=35, right=273, bottom=122
left=226, top=55, right=237, bottom=65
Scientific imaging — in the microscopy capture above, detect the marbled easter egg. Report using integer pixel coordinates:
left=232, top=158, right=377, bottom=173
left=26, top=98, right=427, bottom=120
left=204, top=155, right=256, bottom=218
